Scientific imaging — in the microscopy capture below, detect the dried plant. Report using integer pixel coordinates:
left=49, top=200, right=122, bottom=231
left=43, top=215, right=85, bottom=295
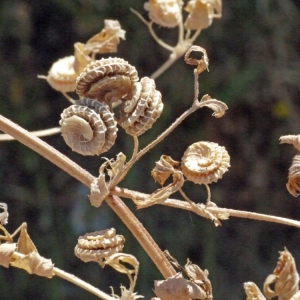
left=0, top=1, right=300, bottom=299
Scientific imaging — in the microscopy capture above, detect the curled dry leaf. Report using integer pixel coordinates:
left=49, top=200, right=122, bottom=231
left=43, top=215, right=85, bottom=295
left=263, top=248, right=299, bottom=300
left=184, top=45, right=209, bottom=74
left=85, top=20, right=126, bottom=55
left=144, top=0, right=184, bottom=28
left=154, top=272, right=207, bottom=300
left=0, top=202, right=9, bottom=225
left=0, top=243, right=16, bottom=268
left=184, top=0, right=222, bottom=30
left=198, top=94, right=228, bottom=118
left=59, top=98, right=118, bottom=156
left=105, top=253, right=138, bottom=276
left=74, top=228, right=125, bottom=267
left=181, top=141, right=230, bottom=185
left=102, top=152, right=126, bottom=179
left=134, top=163, right=184, bottom=208
left=244, top=282, right=266, bottom=300
left=151, top=155, right=181, bottom=185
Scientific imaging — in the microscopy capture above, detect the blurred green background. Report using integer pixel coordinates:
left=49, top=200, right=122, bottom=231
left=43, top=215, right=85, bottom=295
left=0, top=0, right=300, bottom=299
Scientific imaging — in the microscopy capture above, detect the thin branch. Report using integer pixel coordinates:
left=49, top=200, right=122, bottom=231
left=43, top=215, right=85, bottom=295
left=11, top=252, right=115, bottom=300
left=111, top=187, right=300, bottom=228
left=0, top=127, right=61, bottom=141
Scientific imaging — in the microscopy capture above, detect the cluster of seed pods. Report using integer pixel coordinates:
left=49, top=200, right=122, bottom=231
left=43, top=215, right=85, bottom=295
left=59, top=57, right=164, bottom=155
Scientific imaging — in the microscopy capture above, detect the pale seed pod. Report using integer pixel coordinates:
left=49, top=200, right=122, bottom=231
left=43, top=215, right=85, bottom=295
left=59, top=98, right=117, bottom=156
left=144, top=0, right=184, bottom=28
left=43, top=55, right=77, bottom=93
left=76, top=58, right=139, bottom=106
left=286, top=154, right=300, bottom=197
left=181, top=141, right=230, bottom=185
left=119, top=77, right=164, bottom=136
left=74, top=228, right=125, bottom=266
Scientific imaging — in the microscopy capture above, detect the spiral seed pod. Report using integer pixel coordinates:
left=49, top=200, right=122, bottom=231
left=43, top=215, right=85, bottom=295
left=74, top=228, right=125, bottom=266
left=119, top=77, right=164, bottom=136
left=76, top=58, right=139, bottom=106
left=44, top=56, right=78, bottom=93
left=144, top=0, right=184, bottom=28
left=59, top=98, right=117, bottom=156
left=181, top=141, right=230, bottom=185
left=286, top=154, right=300, bottom=197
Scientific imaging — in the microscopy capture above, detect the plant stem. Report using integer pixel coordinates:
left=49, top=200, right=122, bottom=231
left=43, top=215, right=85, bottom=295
left=0, top=127, right=61, bottom=141
left=107, top=195, right=176, bottom=278
left=11, top=252, right=115, bottom=300
left=112, top=187, right=300, bottom=228
left=0, top=114, right=176, bottom=279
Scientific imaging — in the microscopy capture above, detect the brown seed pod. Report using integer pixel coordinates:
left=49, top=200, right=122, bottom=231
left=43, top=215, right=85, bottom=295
left=74, top=228, right=125, bottom=266
left=144, top=0, right=184, bottom=28
left=119, top=77, right=164, bottom=136
left=181, top=141, right=230, bottom=185
left=59, top=98, right=117, bottom=156
left=76, top=58, right=139, bottom=106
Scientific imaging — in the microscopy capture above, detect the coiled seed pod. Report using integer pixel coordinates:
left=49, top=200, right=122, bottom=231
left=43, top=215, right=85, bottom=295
left=119, top=77, right=164, bottom=136
left=44, top=56, right=78, bottom=93
left=59, top=98, right=117, bottom=155
left=76, top=58, right=139, bottom=106
left=74, top=228, right=125, bottom=266
left=181, top=141, right=230, bottom=184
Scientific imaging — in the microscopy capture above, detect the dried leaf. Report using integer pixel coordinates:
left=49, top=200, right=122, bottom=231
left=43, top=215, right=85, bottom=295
left=73, top=42, right=91, bottom=74
left=102, top=152, right=126, bottom=179
left=16, top=224, right=37, bottom=254
left=263, top=248, right=299, bottom=300
left=134, top=170, right=184, bottom=208
left=244, top=282, right=266, bottom=300
left=0, top=243, right=16, bottom=268
left=11, top=251, right=54, bottom=278
left=198, top=94, right=228, bottom=118
left=0, top=203, right=9, bottom=225
left=151, top=155, right=181, bottom=185
left=89, top=174, right=109, bottom=208
left=184, top=45, right=209, bottom=74
left=85, top=20, right=125, bottom=54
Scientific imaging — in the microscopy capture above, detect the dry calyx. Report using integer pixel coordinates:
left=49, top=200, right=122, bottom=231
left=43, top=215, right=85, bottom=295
left=60, top=57, right=164, bottom=155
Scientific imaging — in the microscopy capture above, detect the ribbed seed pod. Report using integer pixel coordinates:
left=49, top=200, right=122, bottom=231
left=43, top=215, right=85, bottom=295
left=76, top=58, right=139, bottom=106
left=119, top=77, right=164, bottom=136
left=286, top=154, right=300, bottom=197
left=74, top=228, right=125, bottom=266
left=45, top=56, right=77, bottom=93
left=144, top=0, right=184, bottom=28
left=59, top=98, right=117, bottom=156
left=181, top=141, right=230, bottom=184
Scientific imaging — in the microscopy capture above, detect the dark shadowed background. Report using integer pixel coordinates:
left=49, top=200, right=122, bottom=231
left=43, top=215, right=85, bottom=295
left=0, top=1, right=300, bottom=299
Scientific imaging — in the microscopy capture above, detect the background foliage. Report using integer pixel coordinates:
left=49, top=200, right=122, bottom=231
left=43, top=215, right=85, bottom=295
left=0, top=0, right=300, bottom=299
